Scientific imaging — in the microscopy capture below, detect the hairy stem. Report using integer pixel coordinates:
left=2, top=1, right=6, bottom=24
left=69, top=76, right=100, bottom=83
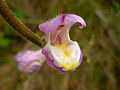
left=0, top=0, right=44, bottom=47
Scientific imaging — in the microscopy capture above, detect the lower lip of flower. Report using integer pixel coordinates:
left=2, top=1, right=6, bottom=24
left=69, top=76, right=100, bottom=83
left=48, top=41, right=80, bottom=71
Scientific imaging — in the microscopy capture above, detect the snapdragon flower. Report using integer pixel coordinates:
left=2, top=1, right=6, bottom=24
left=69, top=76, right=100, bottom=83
left=14, top=14, right=86, bottom=74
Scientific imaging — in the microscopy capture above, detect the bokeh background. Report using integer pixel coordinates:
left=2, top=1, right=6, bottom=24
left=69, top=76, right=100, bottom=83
left=0, top=0, right=120, bottom=90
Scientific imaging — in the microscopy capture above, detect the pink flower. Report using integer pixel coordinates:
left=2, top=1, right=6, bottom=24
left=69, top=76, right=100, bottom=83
left=13, top=14, right=86, bottom=74
left=13, top=49, right=45, bottom=73
left=39, top=14, right=86, bottom=74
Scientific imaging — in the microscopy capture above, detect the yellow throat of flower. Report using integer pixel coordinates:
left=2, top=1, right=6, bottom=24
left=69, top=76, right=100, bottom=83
left=54, top=43, right=78, bottom=71
left=55, top=43, right=70, bottom=58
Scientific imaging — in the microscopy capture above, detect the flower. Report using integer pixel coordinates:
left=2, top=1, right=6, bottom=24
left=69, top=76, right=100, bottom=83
left=13, top=14, right=86, bottom=74
left=39, top=14, right=86, bottom=74
left=13, top=49, right=45, bottom=73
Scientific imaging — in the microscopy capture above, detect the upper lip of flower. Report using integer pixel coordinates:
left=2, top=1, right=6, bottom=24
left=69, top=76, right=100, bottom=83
left=39, top=14, right=86, bottom=33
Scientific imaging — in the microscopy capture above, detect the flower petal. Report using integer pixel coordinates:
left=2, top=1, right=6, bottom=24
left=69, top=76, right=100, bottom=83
left=13, top=49, right=45, bottom=73
left=64, top=14, right=86, bottom=29
left=39, top=14, right=86, bottom=33
left=39, top=14, right=86, bottom=43
left=42, top=43, right=83, bottom=74
left=42, top=47, right=65, bottom=74
left=39, top=15, right=65, bottom=33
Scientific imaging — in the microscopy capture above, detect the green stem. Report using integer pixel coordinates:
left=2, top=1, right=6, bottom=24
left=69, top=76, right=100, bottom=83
left=0, top=0, right=44, bottom=47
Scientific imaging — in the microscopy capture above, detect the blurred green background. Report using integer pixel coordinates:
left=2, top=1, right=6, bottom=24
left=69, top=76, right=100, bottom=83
left=0, top=0, right=120, bottom=90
